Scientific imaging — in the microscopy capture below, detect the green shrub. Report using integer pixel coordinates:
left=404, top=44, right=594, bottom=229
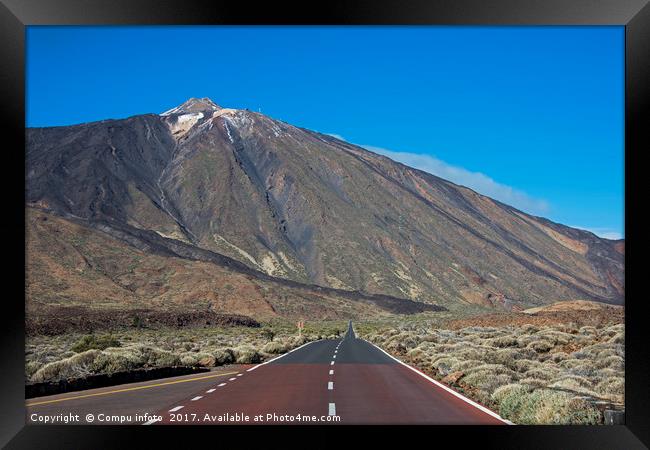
left=524, top=367, right=557, bottom=381
left=452, top=359, right=483, bottom=372
left=180, top=353, right=199, bottom=366
left=260, top=329, right=276, bottom=342
left=595, top=376, right=624, bottom=395
left=528, top=340, right=553, bottom=353
left=432, top=356, right=460, bottom=376
left=600, top=355, right=624, bottom=371
left=492, top=383, right=530, bottom=404
left=519, top=377, right=547, bottom=389
left=608, top=332, right=624, bottom=344
left=71, top=335, right=121, bottom=353
left=549, top=352, right=570, bottom=363
left=262, top=340, right=290, bottom=354
left=234, top=346, right=262, bottom=364
left=25, top=360, right=42, bottom=378
left=462, top=371, right=512, bottom=392
left=31, top=350, right=102, bottom=382
left=89, top=351, right=139, bottom=373
left=490, top=335, right=518, bottom=348
left=499, top=387, right=601, bottom=424
left=213, top=348, right=235, bottom=365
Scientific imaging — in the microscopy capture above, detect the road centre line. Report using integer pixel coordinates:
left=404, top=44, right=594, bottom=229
left=206, top=389, right=216, bottom=393
left=169, top=406, right=184, bottom=412
left=190, top=396, right=203, bottom=401
left=328, top=403, right=336, bottom=416
left=328, top=382, right=334, bottom=390
left=329, top=370, right=334, bottom=375
left=26, top=371, right=240, bottom=407
left=218, top=383, right=226, bottom=387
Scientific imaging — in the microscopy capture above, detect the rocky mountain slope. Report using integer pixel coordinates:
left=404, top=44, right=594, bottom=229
left=26, top=98, right=624, bottom=313
left=26, top=208, right=439, bottom=328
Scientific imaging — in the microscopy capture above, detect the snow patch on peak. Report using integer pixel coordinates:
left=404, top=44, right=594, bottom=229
left=166, top=112, right=204, bottom=139
left=177, top=112, right=204, bottom=123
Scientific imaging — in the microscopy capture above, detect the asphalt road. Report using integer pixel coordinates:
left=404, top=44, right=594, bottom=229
left=26, top=322, right=508, bottom=425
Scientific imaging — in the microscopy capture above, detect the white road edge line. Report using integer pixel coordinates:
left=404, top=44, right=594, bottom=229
left=247, top=339, right=323, bottom=372
left=191, top=396, right=203, bottom=401
left=169, top=406, right=184, bottom=412
left=328, top=403, right=336, bottom=416
left=328, top=381, right=334, bottom=390
left=366, top=340, right=513, bottom=425
left=206, top=389, right=216, bottom=393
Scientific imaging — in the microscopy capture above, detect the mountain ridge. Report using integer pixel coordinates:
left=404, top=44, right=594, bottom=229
left=26, top=98, right=624, bottom=314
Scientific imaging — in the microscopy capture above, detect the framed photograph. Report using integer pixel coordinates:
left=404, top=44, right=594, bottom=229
left=1, top=0, right=647, bottom=447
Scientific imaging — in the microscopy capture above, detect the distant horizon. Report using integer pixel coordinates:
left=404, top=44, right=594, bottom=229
left=26, top=26, right=624, bottom=239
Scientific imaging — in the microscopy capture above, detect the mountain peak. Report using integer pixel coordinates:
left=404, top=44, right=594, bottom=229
left=161, top=97, right=221, bottom=116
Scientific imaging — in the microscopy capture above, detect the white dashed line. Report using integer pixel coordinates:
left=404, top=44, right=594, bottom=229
left=328, top=381, right=334, bottom=390
left=143, top=417, right=160, bottom=425
left=236, top=374, right=243, bottom=377
left=328, top=403, right=336, bottom=416
left=218, top=383, right=226, bottom=387
left=191, top=396, right=203, bottom=401
left=329, top=370, right=334, bottom=375
left=229, top=377, right=237, bottom=381
left=206, top=389, right=216, bottom=393
left=333, top=355, right=336, bottom=359
left=169, top=406, right=184, bottom=412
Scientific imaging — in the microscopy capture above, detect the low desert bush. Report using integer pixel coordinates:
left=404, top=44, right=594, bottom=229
left=233, top=345, right=262, bottom=364
left=31, top=350, right=103, bottom=382
left=367, top=318, right=622, bottom=425
left=213, top=348, right=235, bottom=365
left=262, top=340, right=290, bottom=354
left=595, top=376, right=624, bottom=395
left=499, top=387, right=601, bottom=424
left=71, top=334, right=121, bottom=353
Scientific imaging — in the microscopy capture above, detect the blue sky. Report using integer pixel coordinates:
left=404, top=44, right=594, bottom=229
left=26, top=26, right=624, bottom=239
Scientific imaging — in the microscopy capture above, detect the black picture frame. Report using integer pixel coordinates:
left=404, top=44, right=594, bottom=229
left=1, top=0, right=647, bottom=447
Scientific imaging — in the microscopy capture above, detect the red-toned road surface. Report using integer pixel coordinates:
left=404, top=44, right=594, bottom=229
left=153, top=322, right=508, bottom=425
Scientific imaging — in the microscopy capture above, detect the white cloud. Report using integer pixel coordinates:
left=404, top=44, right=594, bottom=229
left=325, top=133, right=549, bottom=215
left=570, top=226, right=623, bottom=240
left=326, top=133, right=550, bottom=215
left=325, top=133, right=347, bottom=141
left=324, top=132, right=624, bottom=239
left=365, top=146, right=550, bottom=214
left=342, top=137, right=550, bottom=215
